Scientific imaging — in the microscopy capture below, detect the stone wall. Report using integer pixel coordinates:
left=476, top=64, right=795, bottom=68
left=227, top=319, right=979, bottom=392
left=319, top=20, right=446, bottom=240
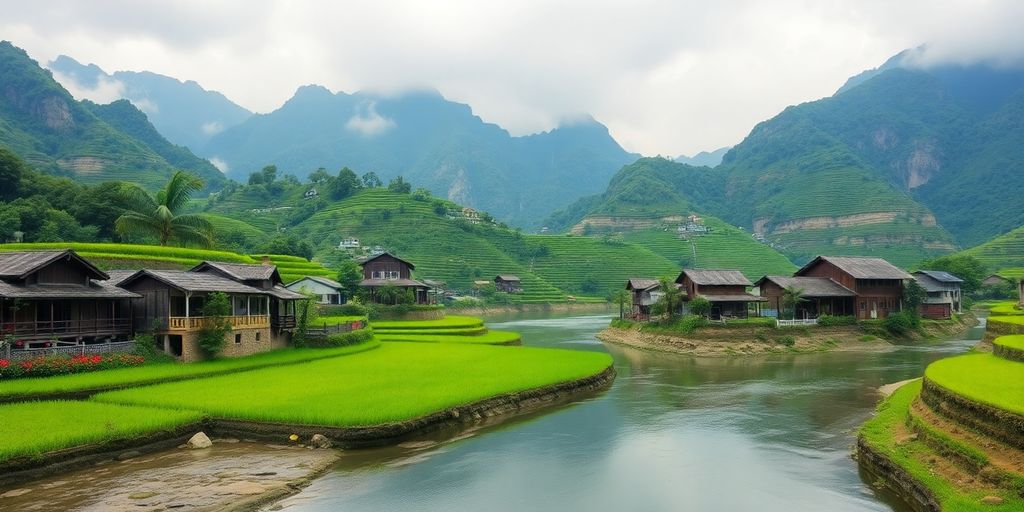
left=177, top=327, right=283, bottom=363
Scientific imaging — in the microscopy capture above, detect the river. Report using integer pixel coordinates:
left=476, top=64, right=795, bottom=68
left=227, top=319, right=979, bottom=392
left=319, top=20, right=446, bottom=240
left=272, top=312, right=983, bottom=512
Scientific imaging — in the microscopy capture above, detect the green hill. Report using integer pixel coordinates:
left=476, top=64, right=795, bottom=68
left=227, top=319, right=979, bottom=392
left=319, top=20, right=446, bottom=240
left=960, top=225, right=1024, bottom=276
left=0, top=41, right=225, bottom=191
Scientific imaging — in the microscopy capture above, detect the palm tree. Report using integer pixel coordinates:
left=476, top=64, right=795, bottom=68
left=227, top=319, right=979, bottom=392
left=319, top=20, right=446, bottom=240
left=115, top=171, right=213, bottom=247
left=781, top=286, right=807, bottom=320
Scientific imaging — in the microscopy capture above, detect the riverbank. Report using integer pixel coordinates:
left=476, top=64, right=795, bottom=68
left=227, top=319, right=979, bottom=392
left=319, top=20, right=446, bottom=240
left=598, top=314, right=977, bottom=357
left=449, top=301, right=613, bottom=317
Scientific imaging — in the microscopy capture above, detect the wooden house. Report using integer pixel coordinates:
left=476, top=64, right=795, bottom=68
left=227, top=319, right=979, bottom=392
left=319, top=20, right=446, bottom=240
left=794, top=256, right=911, bottom=320
left=982, top=274, right=1010, bottom=287
left=0, top=251, right=138, bottom=356
left=675, top=269, right=766, bottom=319
left=626, top=278, right=661, bottom=320
left=358, top=252, right=430, bottom=304
left=753, top=276, right=856, bottom=319
left=119, top=262, right=305, bottom=362
left=494, top=275, right=523, bottom=293
left=286, top=276, right=347, bottom=305
left=913, top=270, right=963, bottom=319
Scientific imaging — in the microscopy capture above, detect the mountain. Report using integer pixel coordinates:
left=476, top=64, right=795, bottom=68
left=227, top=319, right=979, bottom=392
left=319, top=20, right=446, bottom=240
left=48, top=55, right=252, bottom=151
left=0, top=41, right=227, bottom=191
left=674, top=146, right=730, bottom=167
left=551, top=54, right=1024, bottom=268
left=200, top=86, right=637, bottom=228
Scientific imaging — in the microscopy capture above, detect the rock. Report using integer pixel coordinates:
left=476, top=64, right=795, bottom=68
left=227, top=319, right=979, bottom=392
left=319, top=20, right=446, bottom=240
left=981, top=496, right=1004, bottom=505
left=186, top=432, right=212, bottom=449
left=128, top=491, right=160, bottom=500
left=450, top=409, right=460, bottom=419
left=1, top=488, right=32, bottom=498
left=116, top=450, right=141, bottom=461
left=214, top=437, right=240, bottom=444
left=219, top=481, right=266, bottom=495
left=309, top=434, right=332, bottom=449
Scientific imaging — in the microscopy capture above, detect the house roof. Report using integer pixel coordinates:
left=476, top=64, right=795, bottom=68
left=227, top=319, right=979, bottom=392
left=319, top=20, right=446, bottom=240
left=677, top=269, right=752, bottom=286
left=696, top=293, right=768, bottom=302
left=102, top=269, right=138, bottom=286
left=359, top=278, right=429, bottom=288
left=121, top=270, right=265, bottom=294
left=797, top=256, right=912, bottom=280
left=626, top=278, right=661, bottom=291
left=286, top=275, right=344, bottom=290
left=914, top=270, right=963, bottom=283
left=0, top=250, right=109, bottom=281
left=495, top=274, right=521, bottom=282
left=0, top=279, right=140, bottom=299
left=191, top=261, right=280, bottom=282
left=358, top=252, right=415, bottom=270
left=265, top=285, right=308, bottom=300
left=753, top=276, right=856, bottom=297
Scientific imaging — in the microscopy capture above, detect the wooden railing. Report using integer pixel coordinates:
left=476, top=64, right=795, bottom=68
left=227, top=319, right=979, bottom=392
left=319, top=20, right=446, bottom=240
left=6, top=340, right=136, bottom=361
left=306, top=320, right=365, bottom=338
left=0, top=318, right=132, bottom=341
left=167, top=315, right=270, bottom=331
left=776, top=318, right=819, bottom=327
left=272, top=315, right=296, bottom=329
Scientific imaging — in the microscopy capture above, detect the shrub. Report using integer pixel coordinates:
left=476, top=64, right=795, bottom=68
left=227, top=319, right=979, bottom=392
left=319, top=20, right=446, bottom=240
left=0, top=353, right=146, bottom=380
left=688, top=297, right=711, bottom=318
left=320, top=303, right=369, bottom=317
left=884, top=311, right=918, bottom=336
left=197, top=292, right=232, bottom=358
left=310, top=328, right=374, bottom=348
left=753, top=328, right=770, bottom=342
left=817, top=315, right=857, bottom=327
left=775, top=336, right=796, bottom=347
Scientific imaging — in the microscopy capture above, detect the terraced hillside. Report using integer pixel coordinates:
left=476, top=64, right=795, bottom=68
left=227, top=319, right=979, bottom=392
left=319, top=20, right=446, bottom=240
left=0, top=243, right=332, bottom=284
left=523, top=235, right=679, bottom=295
left=960, top=224, right=1024, bottom=275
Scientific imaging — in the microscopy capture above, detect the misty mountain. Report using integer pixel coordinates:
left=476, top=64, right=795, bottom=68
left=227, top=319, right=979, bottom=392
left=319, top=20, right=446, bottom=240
left=0, top=41, right=226, bottom=190
left=674, top=146, right=730, bottom=167
left=201, top=86, right=637, bottom=228
left=49, top=55, right=252, bottom=151
left=550, top=53, right=1024, bottom=267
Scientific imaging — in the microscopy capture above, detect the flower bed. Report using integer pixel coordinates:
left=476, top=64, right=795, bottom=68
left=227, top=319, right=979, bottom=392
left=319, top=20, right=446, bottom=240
left=0, top=353, right=146, bottom=380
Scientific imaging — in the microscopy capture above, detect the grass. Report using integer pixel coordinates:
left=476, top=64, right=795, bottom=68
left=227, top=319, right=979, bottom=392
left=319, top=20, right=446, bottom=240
left=94, top=342, right=612, bottom=427
left=378, top=330, right=522, bottom=345
left=989, top=302, right=1024, bottom=316
left=370, top=315, right=484, bottom=329
left=0, top=341, right=380, bottom=400
left=318, top=315, right=368, bottom=326
left=989, top=315, right=1024, bottom=326
left=859, top=380, right=1020, bottom=510
left=924, top=353, right=1024, bottom=415
left=0, top=401, right=203, bottom=462
left=370, top=327, right=488, bottom=336
left=994, top=335, right=1024, bottom=352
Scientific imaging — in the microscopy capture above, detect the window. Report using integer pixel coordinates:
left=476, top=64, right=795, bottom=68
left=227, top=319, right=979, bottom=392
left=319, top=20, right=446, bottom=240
left=234, top=333, right=242, bottom=344
left=372, top=270, right=385, bottom=279
left=860, top=301, right=866, bottom=311
left=255, top=331, right=261, bottom=341
left=387, top=271, right=400, bottom=280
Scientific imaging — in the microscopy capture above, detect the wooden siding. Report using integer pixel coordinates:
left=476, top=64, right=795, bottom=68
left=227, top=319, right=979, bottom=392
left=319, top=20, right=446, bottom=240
left=362, top=254, right=413, bottom=280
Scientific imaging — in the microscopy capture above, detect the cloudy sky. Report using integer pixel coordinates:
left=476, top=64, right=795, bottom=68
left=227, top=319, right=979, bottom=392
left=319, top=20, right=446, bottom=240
left=2, top=0, right=1023, bottom=156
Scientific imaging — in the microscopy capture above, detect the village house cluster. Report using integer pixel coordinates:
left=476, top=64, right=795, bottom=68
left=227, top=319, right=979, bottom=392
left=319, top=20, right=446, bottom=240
left=627, top=255, right=970, bottom=323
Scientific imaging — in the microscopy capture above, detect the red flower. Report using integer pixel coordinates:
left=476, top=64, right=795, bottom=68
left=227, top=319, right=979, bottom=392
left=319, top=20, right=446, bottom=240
left=0, top=359, right=8, bottom=368
left=20, top=361, right=33, bottom=370
left=91, top=355, right=103, bottom=364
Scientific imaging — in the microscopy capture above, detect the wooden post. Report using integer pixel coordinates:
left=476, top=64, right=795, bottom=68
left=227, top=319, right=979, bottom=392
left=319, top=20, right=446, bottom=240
left=185, top=292, right=190, bottom=318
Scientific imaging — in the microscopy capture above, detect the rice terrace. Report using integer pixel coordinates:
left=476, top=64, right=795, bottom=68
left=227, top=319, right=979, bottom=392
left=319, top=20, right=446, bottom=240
left=2, top=3, right=1024, bottom=511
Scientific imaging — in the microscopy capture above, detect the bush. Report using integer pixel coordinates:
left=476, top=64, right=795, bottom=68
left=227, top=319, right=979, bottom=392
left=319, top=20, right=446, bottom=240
left=884, top=311, right=918, bottom=336
left=775, top=336, right=796, bottom=347
left=648, top=314, right=707, bottom=334
left=320, top=303, right=369, bottom=317
left=197, top=292, right=232, bottom=358
left=308, top=328, right=374, bottom=348
left=0, top=353, right=146, bottom=380
left=753, top=328, right=770, bottom=342
left=688, top=297, right=711, bottom=317
left=817, top=315, right=857, bottom=327
left=610, top=318, right=636, bottom=329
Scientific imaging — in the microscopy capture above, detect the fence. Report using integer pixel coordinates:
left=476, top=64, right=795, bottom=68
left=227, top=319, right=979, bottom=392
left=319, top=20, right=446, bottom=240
left=306, top=320, right=365, bottom=338
left=4, top=340, right=137, bottom=361
left=776, top=318, right=819, bottom=327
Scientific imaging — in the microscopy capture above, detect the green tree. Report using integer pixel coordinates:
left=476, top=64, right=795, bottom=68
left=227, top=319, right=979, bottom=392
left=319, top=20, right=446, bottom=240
left=387, top=175, right=412, bottom=193
left=612, top=289, right=630, bottom=319
left=258, top=234, right=314, bottom=260
left=330, top=166, right=362, bottom=200
left=0, top=148, right=27, bottom=201
left=362, top=171, right=382, bottom=188
left=308, top=167, right=331, bottom=184
left=115, top=171, right=213, bottom=247
left=781, top=286, right=807, bottom=320
left=902, top=279, right=927, bottom=313
left=196, top=292, right=232, bottom=358
left=659, top=277, right=683, bottom=319
left=688, top=296, right=711, bottom=318
left=261, top=164, right=278, bottom=184
left=336, top=259, right=364, bottom=296
left=377, top=283, right=400, bottom=305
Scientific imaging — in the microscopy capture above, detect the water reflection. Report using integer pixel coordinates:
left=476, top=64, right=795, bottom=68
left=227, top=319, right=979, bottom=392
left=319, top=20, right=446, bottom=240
left=275, top=313, right=980, bottom=512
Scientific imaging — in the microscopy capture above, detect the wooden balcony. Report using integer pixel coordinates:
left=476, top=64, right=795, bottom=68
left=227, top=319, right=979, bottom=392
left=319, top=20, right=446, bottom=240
left=166, top=315, right=270, bottom=331
left=0, top=318, right=132, bottom=341
left=272, top=315, right=297, bottom=329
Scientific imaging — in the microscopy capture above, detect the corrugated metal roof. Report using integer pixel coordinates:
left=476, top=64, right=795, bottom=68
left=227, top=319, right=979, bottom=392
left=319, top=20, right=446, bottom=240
left=495, top=275, right=521, bottom=282
left=627, top=278, right=661, bottom=290
left=914, top=270, right=963, bottom=283
left=754, top=276, right=856, bottom=297
left=800, top=256, right=912, bottom=280
left=679, top=269, right=752, bottom=286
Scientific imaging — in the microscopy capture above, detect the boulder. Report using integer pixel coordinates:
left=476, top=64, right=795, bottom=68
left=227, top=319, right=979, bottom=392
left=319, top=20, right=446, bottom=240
left=186, top=432, right=213, bottom=449
left=310, top=434, right=332, bottom=449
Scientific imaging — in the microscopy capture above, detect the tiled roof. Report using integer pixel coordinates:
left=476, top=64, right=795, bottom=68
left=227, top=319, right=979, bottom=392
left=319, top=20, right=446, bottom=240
left=754, top=276, right=856, bottom=297
left=0, top=250, right=108, bottom=280
left=191, top=261, right=278, bottom=281
left=122, top=270, right=264, bottom=294
left=0, top=280, right=139, bottom=299
left=358, top=252, right=415, bottom=269
left=103, top=269, right=138, bottom=286
left=696, top=293, right=767, bottom=302
left=265, top=285, right=308, bottom=300
left=495, top=274, right=521, bottom=282
left=626, top=278, right=661, bottom=290
left=359, top=278, right=429, bottom=288
left=678, top=269, right=752, bottom=286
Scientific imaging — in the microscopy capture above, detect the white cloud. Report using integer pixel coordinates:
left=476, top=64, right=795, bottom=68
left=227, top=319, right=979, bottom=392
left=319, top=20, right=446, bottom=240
left=345, top=101, right=396, bottom=136
left=132, top=97, right=158, bottom=115
left=4, top=0, right=1024, bottom=155
left=51, top=70, right=125, bottom=104
left=201, top=121, right=224, bottom=136
left=209, top=157, right=229, bottom=173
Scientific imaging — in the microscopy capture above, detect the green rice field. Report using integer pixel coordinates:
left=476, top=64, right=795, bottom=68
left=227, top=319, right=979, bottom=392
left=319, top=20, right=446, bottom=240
left=924, top=353, right=1024, bottom=415
left=378, top=330, right=522, bottom=345
left=94, top=342, right=612, bottom=427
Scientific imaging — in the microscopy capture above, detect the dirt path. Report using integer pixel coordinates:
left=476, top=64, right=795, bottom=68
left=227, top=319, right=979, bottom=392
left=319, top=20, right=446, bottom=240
left=0, top=440, right=339, bottom=512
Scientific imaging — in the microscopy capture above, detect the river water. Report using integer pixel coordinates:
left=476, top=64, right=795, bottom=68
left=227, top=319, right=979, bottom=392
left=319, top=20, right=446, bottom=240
left=273, top=313, right=983, bottom=512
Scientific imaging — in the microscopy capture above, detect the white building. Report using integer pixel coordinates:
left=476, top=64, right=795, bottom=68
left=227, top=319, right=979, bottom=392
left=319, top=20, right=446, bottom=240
left=285, top=276, right=347, bottom=305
